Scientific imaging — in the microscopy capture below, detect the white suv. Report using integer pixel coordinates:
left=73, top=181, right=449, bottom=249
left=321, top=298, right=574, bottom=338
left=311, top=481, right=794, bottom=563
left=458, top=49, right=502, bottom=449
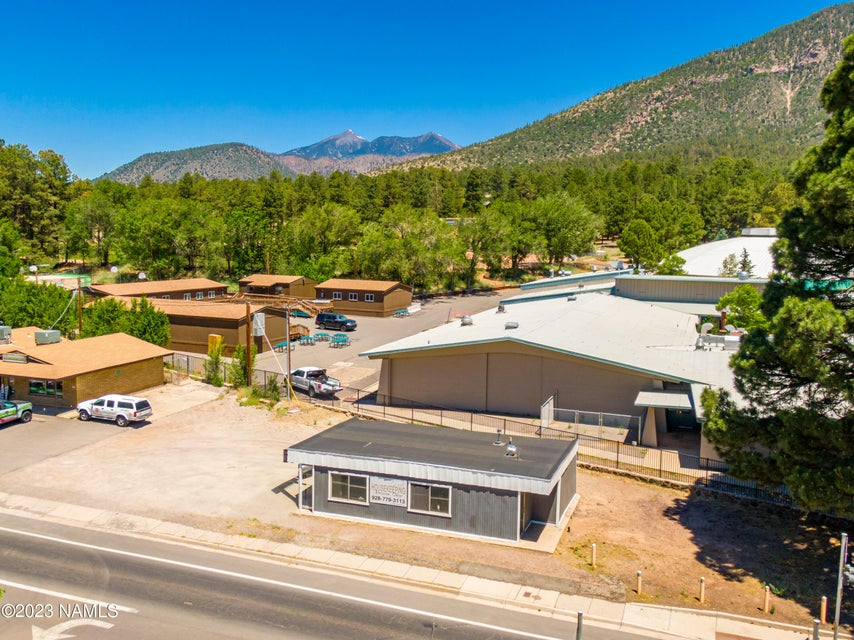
left=77, top=394, right=152, bottom=426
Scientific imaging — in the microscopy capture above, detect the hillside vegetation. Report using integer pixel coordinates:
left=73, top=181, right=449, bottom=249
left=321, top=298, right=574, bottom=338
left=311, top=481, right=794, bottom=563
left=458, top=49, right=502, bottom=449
left=405, top=4, right=854, bottom=171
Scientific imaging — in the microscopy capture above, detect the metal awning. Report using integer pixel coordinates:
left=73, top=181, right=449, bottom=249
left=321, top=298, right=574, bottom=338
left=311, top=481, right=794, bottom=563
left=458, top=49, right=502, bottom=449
left=634, top=390, right=693, bottom=410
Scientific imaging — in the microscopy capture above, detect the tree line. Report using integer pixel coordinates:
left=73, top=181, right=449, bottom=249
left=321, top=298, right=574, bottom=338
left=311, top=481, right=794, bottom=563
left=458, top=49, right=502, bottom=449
left=1, top=141, right=797, bottom=290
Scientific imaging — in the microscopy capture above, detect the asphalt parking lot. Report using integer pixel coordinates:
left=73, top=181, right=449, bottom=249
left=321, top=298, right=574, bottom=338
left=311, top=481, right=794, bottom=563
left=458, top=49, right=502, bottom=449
left=254, top=289, right=517, bottom=389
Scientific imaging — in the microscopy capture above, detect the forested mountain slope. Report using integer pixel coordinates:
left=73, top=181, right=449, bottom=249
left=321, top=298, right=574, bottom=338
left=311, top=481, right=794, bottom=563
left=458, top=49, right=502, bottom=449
left=405, top=4, right=854, bottom=171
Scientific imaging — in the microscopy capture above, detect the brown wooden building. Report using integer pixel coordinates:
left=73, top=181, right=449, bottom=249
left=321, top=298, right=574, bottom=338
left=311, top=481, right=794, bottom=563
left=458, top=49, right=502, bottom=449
left=0, top=327, right=171, bottom=409
left=238, top=274, right=317, bottom=298
left=88, top=278, right=229, bottom=300
left=315, top=279, right=413, bottom=317
left=110, top=298, right=308, bottom=356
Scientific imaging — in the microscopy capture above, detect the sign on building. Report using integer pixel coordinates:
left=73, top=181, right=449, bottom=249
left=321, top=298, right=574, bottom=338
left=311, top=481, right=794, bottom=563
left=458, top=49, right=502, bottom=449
left=369, top=477, right=407, bottom=507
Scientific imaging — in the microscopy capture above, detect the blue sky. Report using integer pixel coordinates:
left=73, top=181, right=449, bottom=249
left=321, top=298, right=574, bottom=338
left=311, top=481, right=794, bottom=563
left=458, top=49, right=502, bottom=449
left=0, top=1, right=843, bottom=179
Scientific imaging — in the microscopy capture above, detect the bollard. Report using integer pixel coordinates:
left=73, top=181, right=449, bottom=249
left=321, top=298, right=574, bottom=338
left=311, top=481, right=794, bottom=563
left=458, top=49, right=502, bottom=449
left=813, top=618, right=821, bottom=640
left=763, top=585, right=770, bottom=613
left=591, top=543, right=597, bottom=569
left=820, top=595, right=827, bottom=624
left=575, top=611, right=583, bottom=640
left=699, top=577, right=705, bottom=604
left=636, top=570, right=643, bottom=595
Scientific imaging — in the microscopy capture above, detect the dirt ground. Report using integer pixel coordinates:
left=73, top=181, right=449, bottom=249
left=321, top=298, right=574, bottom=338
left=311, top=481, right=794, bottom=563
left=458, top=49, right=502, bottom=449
left=1, top=389, right=850, bottom=632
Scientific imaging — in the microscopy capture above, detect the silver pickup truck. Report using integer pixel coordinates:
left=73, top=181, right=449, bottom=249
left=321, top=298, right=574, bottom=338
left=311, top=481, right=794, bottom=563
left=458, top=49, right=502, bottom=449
left=289, top=367, right=342, bottom=398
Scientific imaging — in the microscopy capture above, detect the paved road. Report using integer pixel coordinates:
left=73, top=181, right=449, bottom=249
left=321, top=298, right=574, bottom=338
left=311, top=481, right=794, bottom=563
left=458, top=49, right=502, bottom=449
left=0, top=514, right=653, bottom=640
left=255, top=290, right=516, bottom=390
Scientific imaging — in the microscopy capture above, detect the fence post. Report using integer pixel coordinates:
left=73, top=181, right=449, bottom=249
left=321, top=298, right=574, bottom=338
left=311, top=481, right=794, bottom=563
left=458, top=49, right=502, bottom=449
left=470, top=413, right=473, bottom=431
left=616, top=443, right=620, bottom=469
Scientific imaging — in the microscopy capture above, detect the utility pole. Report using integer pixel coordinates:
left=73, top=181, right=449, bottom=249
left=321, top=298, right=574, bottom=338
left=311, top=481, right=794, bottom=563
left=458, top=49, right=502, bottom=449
left=76, top=276, right=83, bottom=337
left=284, top=303, right=293, bottom=399
left=245, top=302, right=252, bottom=386
left=834, top=532, right=848, bottom=640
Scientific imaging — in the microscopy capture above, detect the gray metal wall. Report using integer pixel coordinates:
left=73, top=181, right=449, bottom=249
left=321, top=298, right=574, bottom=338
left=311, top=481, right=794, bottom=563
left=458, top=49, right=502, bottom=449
left=314, top=468, right=519, bottom=541
left=530, top=488, right=557, bottom=524
left=559, top=457, right=577, bottom=517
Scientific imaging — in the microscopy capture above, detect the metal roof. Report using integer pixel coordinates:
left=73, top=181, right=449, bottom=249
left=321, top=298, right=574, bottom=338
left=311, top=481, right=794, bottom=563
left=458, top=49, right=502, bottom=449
left=286, top=418, right=578, bottom=495
left=360, top=293, right=737, bottom=392
left=634, top=390, right=693, bottom=410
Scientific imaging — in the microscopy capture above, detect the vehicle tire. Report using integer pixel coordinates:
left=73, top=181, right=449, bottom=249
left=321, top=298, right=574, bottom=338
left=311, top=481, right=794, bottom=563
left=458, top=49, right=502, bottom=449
left=20, top=410, right=32, bottom=423
left=78, top=410, right=91, bottom=421
left=116, top=415, right=128, bottom=427
left=308, top=387, right=316, bottom=398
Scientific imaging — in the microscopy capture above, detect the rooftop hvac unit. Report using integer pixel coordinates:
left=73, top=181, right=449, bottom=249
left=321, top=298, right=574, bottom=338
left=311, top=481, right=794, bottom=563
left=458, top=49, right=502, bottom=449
left=460, top=315, right=473, bottom=326
left=34, top=329, right=61, bottom=345
left=0, top=325, right=10, bottom=341
left=504, top=321, right=519, bottom=330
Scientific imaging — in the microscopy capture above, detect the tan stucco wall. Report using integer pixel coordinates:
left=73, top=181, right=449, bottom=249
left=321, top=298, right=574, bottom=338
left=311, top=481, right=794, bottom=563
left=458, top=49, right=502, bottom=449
left=376, top=341, right=665, bottom=417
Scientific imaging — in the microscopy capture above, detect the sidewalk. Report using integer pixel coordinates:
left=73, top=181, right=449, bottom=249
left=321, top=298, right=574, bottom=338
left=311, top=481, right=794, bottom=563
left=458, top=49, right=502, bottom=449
left=0, top=491, right=844, bottom=640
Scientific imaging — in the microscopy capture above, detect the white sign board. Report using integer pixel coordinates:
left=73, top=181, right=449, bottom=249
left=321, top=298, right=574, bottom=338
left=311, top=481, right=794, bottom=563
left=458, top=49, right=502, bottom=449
left=370, top=477, right=407, bottom=507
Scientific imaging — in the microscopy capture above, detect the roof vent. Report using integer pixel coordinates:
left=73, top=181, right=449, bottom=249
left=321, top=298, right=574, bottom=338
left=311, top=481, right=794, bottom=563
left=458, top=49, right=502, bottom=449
left=505, top=438, right=518, bottom=457
left=504, top=321, right=519, bottom=330
left=566, top=295, right=577, bottom=302
left=737, top=271, right=749, bottom=280
left=700, top=322, right=714, bottom=335
left=493, top=428, right=504, bottom=446
left=460, top=315, right=473, bottom=326
left=695, top=336, right=705, bottom=350
left=496, top=304, right=506, bottom=313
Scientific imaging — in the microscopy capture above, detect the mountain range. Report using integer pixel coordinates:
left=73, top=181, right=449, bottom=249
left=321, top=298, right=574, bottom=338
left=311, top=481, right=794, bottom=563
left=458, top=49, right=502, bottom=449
left=101, top=132, right=459, bottom=184
left=102, top=4, right=854, bottom=184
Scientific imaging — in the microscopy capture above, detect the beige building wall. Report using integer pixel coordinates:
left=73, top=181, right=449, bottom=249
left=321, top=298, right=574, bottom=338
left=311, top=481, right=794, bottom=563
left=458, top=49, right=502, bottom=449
left=614, top=278, right=766, bottom=304
left=375, top=341, right=666, bottom=418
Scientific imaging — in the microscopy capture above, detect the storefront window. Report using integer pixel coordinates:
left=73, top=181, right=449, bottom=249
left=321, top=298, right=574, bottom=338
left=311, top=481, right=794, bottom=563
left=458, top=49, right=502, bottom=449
left=28, top=379, right=63, bottom=396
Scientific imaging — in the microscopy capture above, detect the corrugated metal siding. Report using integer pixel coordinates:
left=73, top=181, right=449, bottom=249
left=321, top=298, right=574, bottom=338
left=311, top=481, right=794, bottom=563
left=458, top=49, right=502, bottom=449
left=559, top=457, right=577, bottom=517
left=530, top=488, right=558, bottom=524
left=314, top=468, right=519, bottom=541
left=614, top=278, right=765, bottom=303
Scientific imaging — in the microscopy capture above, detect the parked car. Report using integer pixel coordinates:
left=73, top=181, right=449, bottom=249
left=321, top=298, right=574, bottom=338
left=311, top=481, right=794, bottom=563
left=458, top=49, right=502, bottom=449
left=0, top=400, right=33, bottom=425
left=289, top=367, right=342, bottom=398
left=315, top=312, right=357, bottom=331
left=77, top=394, right=152, bottom=426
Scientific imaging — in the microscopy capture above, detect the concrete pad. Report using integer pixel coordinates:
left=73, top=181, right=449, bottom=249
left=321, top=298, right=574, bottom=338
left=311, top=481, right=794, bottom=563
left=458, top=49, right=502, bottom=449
left=328, top=551, right=368, bottom=570
left=98, top=512, right=161, bottom=532
left=5, top=495, right=60, bottom=514
left=514, top=587, right=561, bottom=610
left=191, top=530, right=230, bottom=545
left=356, top=557, right=385, bottom=573
left=555, top=594, right=593, bottom=615
left=459, top=576, right=517, bottom=600
left=432, top=571, right=467, bottom=590
left=374, top=560, right=410, bottom=579
left=402, top=565, right=440, bottom=584
left=587, top=598, right=625, bottom=621
left=46, top=503, right=105, bottom=523
left=622, top=604, right=672, bottom=630
left=667, top=609, right=716, bottom=640
left=151, top=521, right=194, bottom=537
left=297, top=546, right=336, bottom=563
left=716, top=618, right=807, bottom=640
left=271, top=542, right=302, bottom=558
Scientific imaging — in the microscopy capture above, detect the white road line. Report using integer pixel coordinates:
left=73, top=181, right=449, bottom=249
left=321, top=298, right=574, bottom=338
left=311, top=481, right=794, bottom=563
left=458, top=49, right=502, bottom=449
left=0, top=577, right=138, bottom=613
left=0, top=525, right=564, bottom=640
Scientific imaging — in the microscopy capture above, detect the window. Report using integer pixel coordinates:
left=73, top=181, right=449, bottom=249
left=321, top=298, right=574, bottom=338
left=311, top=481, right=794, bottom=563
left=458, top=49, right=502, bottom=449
left=333, top=292, right=342, bottom=301
left=28, top=380, right=63, bottom=397
left=365, top=293, right=374, bottom=303
left=162, top=294, right=170, bottom=299
left=409, top=483, right=451, bottom=517
left=348, top=292, right=358, bottom=302
left=196, top=292, right=204, bottom=300
left=183, top=293, right=191, bottom=300
left=329, top=472, right=368, bottom=505
left=208, top=291, right=216, bottom=298
left=318, top=292, right=326, bottom=299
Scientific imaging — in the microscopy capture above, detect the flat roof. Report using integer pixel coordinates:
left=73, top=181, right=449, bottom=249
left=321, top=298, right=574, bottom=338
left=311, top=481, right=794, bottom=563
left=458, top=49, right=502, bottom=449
left=520, top=268, right=633, bottom=291
left=634, top=390, right=693, bottom=410
left=287, top=418, right=577, bottom=495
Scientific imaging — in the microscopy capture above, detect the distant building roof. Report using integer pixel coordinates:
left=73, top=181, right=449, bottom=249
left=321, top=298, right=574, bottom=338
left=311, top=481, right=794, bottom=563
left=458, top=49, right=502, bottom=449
left=316, top=278, right=412, bottom=293
left=89, top=278, right=228, bottom=297
left=238, top=274, right=314, bottom=286
left=106, top=297, right=274, bottom=321
left=361, top=293, right=735, bottom=392
left=287, top=417, right=577, bottom=495
left=677, top=228, right=777, bottom=278
left=0, top=329, right=171, bottom=379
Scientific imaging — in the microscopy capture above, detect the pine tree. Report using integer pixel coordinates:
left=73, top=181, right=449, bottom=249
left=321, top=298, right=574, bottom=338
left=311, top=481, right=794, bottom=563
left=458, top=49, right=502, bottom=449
left=703, top=35, right=854, bottom=513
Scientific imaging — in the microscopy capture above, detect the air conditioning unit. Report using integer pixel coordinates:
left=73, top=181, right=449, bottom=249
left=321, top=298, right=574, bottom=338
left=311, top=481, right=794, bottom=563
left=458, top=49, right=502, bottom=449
left=0, top=325, right=11, bottom=342
left=252, top=312, right=266, bottom=337
left=34, top=330, right=61, bottom=345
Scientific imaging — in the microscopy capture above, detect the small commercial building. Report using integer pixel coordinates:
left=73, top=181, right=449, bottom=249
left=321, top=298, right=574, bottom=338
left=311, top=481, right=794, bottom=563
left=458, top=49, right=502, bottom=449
left=87, top=278, right=229, bottom=300
left=285, top=418, right=579, bottom=544
left=315, top=279, right=413, bottom=317
left=238, top=274, right=317, bottom=298
left=0, top=327, right=171, bottom=408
